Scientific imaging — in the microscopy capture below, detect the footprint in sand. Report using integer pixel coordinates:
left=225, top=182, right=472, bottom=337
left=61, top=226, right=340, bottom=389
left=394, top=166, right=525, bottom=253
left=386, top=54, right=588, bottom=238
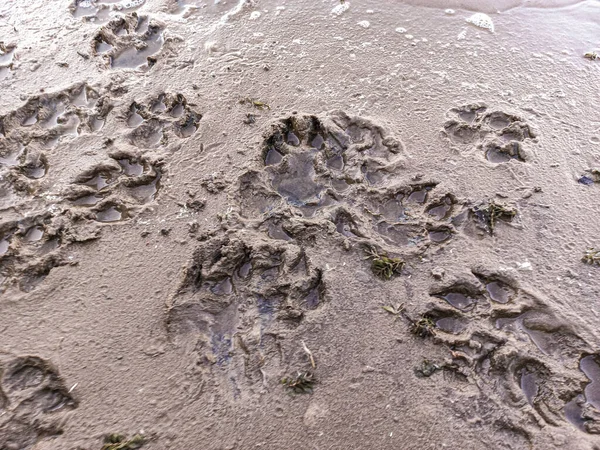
left=0, top=355, right=77, bottom=448
left=443, top=104, right=536, bottom=164
left=91, top=13, right=166, bottom=70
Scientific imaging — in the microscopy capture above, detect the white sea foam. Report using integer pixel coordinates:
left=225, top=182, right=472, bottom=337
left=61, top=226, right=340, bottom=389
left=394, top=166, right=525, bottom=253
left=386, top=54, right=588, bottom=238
left=466, top=13, right=495, bottom=33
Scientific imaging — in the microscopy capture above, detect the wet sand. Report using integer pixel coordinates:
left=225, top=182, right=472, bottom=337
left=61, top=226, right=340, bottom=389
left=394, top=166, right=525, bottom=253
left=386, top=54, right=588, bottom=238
left=1, top=0, right=600, bottom=448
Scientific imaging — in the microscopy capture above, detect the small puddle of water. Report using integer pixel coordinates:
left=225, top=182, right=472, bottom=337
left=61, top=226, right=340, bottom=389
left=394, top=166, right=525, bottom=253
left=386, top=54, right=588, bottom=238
left=271, top=152, right=323, bottom=206
left=520, top=371, right=538, bottom=406
left=127, top=106, right=144, bottom=128
left=486, top=142, right=524, bottom=164
left=211, top=277, right=233, bottom=296
left=83, top=172, right=115, bottom=190
left=176, top=115, right=199, bottom=138
left=238, top=261, right=252, bottom=279
left=380, top=196, right=405, bottom=222
left=24, top=226, right=44, bottom=242
left=437, top=292, right=476, bottom=310
left=331, top=178, right=350, bottom=192
left=581, top=355, right=600, bottom=410
left=72, top=87, right=96, bottom=108
left=130, top=174, right=160, bottom=203
left=118, top=158, right=144, bottom=176
left=23, top=113, right=38, bottom=127
left=326, top=154, right=344, bottom=171
left=96, top=40, right=113, bottom=54
left=286, top=131, right=300, bottom=146
left=0, top=48, right=14, bottom=66
left=407, top=188, right=428, bottom=204
left=0, top=238, right=9, bottom=255
left=40, top=103, right=66, bottom=129
left=427, top=198, right=453, bottom=220
left=151, top=96, right=167, bottom=112
left=24, top=163, right=47, bottom=179
left=335, top=215, right=359, bottom=238
left=311, top=134, right=324, bottom=150
left=73, top=194, right=103, bottom=206
left=96, top=205, right=126, bottom=222
left=0, top=66, right=11, bottom=81
left=170, top=103, right=184, bottom=118
left=73, top=0, right=99, bottom=18
left=435, top=317, right=466, bottom=334
left=267, top=222, right=291, bottom=241
left=304, top=287, right=320, bottom=309
left=90, top=116, right=105, bottom=132
left=265, top=147, right=283, bottom=166
left=0, top=148, right=22, bottom=167
left=486, top=281, right=514, bottom=304
left=565, top=395, right=587, bottom=432
left=429, top=230, right=451, bottom=243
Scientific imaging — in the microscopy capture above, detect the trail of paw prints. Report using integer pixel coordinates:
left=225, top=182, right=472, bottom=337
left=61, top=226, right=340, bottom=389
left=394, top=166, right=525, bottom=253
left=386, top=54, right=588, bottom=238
left=124, top=93, right=201, bottom=148
left=417, top=267, right=600, bottom=438
left=70, top=0, right=145, bottom=24
left=443, top=104, right=537, bottom=164
left=167, top=229, right=325, bottom=394
left=0, top=83, right=117, bottom=293
left=0, top=82, right=111, bottom=214
left=0, top=355, right=77, bottom=448
left=1, top=82, right=109, bottom=152
left=91, top=13, right=166, bottom=70
left=0, top=149, right=163, bottom=293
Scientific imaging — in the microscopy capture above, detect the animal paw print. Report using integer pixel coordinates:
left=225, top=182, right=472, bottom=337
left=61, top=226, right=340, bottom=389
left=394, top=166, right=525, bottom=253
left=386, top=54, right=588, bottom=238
left=232, top=112, right=468, bottom=280
left=71, top=0, right=145, bottom=23
left=0, top=83, right=108, bottom=157
left=0, top=355, right=77, bottom=448
left=92, top=13, right=166, bottom=70
left=418, top=268, right=599, bottom=435
left=263, top=111, right=404, bottom=200
left=0, top=83, right=110, bottom=210
left=65, top=150, right=163, bottom=222
left=451, top=199, right=518, bottom=237
left=125, top=93, right=201, bottom=147
left=360, top=186, right=458, bottom=251
left=0, top=211, right=87, bottom=293
left=443, top=104, right=536, bottom=164
left=167, top=229, right=324, bottom=385
left=0, top=148, right=159, bottom=293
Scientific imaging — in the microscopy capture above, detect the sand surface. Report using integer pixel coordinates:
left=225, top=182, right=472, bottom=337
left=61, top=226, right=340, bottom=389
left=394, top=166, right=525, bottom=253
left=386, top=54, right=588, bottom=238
left=1, top=0, right=600, bottom=448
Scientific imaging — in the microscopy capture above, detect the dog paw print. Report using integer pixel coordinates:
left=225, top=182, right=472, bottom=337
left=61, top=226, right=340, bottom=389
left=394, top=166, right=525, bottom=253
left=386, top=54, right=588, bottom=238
left=232, top=112, right=470, bottom=283
left=443, top=104, right=536, bottom=164
left=92, top=13, right=166, bottom=70
left=263, top=111, right=404, bottom=201
left=65, top=150, right=163, bottom=222
left=416, top=269, right=598, bottom=435
left=0, top=355, right=77, bottom=448
left=125, top=93, right=201, bottom=147
left=1, top=83, right=108, bottom=154
left=167, top=229, right=325, bottom=385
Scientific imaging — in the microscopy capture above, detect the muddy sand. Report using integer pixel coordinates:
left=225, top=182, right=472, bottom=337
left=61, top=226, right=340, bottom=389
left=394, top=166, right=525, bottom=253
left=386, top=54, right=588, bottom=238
left=1, top=0, right=600, bottom=448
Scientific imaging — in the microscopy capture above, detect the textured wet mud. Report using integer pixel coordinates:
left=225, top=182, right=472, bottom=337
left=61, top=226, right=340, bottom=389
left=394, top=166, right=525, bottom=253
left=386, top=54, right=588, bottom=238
left=1, top=0, right=600, bottom=449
